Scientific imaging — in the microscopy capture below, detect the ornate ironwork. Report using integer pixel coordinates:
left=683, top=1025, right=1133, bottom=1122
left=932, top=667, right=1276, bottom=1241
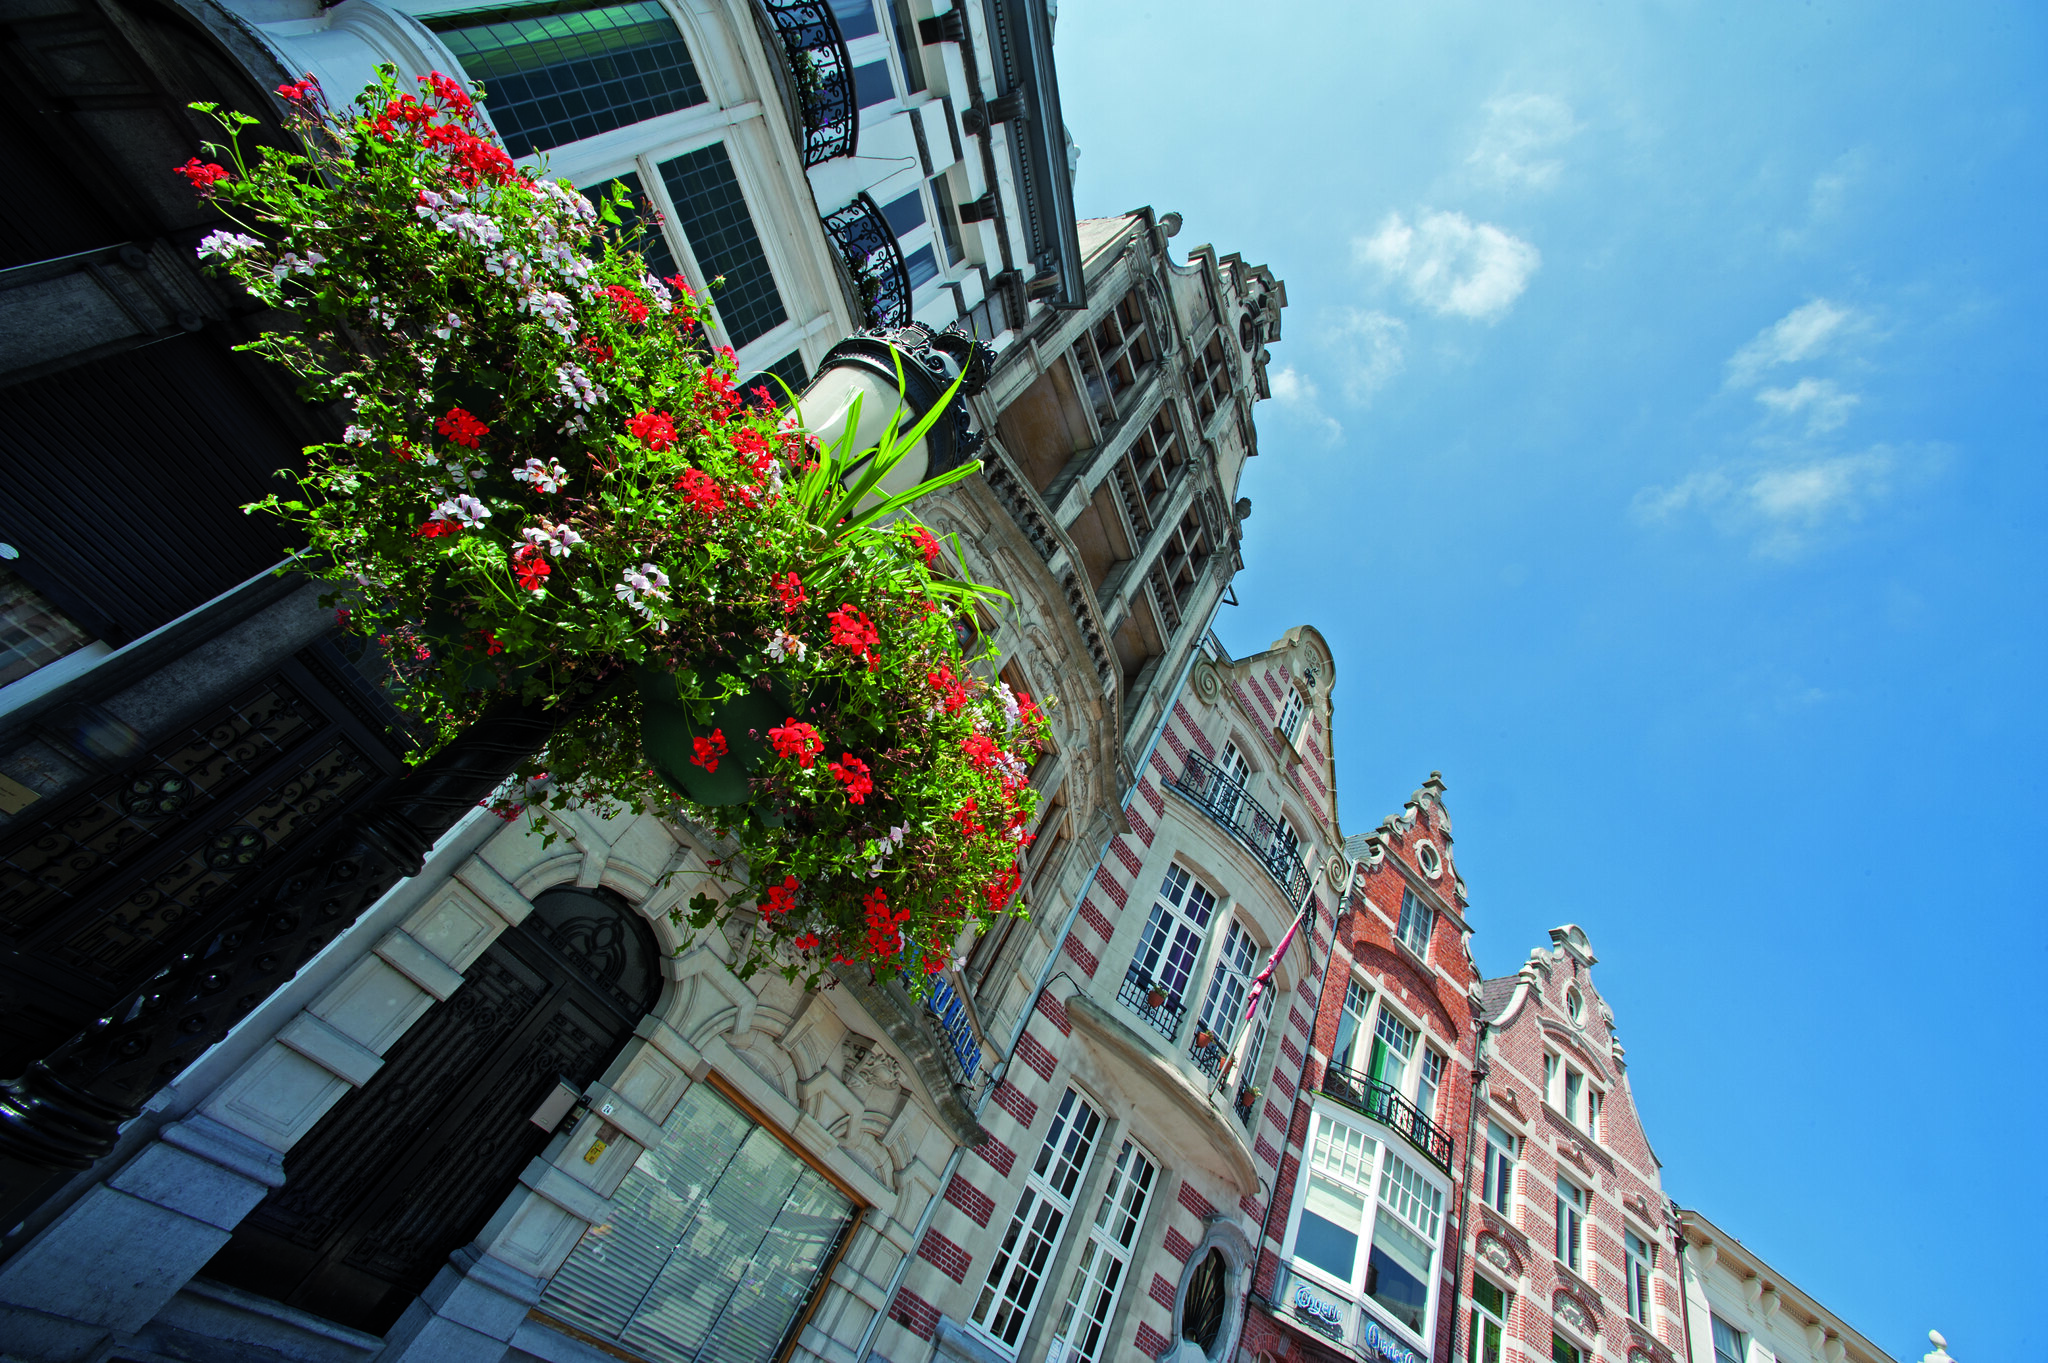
left=0, top=695, right=566, bottom=1228
left=761, top=0, right=857, bottom=166
left=822, top=193, right=912, bottom=328
left=1115, top=963, right=1185, bottom=1042
left=1167, top=752, right=1316, bottom=908
left=1234, top=1082, right=1257, bottom=1130
left=1188, top=1028, right=1231, bottom=1082
left=1319, top=1060, right=1455, bottom=1173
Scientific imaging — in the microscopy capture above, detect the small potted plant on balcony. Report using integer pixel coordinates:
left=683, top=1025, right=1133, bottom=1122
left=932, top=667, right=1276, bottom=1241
left=1194, top=1027, right=1215, bottom=1049
left=1146, top=983, right=1168, bottom=1010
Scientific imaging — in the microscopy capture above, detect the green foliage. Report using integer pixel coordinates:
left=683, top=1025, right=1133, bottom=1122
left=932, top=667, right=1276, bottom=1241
left=183, top=69, right=1045, bottom=986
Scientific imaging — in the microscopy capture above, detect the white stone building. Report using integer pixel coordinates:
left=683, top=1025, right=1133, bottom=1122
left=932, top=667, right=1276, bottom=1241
left=1676, top=1209, right=1896, bottom=1363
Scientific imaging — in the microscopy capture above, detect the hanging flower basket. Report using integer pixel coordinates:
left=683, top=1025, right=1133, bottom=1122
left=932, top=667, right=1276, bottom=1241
left=180, top=69, right=1046, bottom=986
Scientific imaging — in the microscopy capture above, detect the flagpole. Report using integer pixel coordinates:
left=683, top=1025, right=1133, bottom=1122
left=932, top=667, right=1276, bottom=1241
left=1205, top=892, right=1313, bottom=1101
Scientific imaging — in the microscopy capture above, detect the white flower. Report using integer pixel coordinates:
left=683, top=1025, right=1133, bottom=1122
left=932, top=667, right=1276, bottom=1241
left=512, top=457, right=570, bottom=493
left=888, top=824, right=907, bottom=844
left=999, top=682, right=1022, bottom=728
left=614, top=563, right=670, bottom=619
left=764, top=629, right=808, bottom=663
left=435, top=494, right=490, bottom=528
left=553, top=363, right=605, bottom=410
left=522, top=521, right=583, bottom=557
left=560, top=414, right=588, bottom=436
left=642, top=274, right=673, bottom=309
left=432, top=311, right=462, bottom=339
left=342, top=425, right=375, bottom=445
left=196, top=230, right=261, bottom=261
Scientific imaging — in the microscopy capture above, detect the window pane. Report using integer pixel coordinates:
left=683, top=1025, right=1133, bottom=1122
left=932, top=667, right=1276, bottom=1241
left=1554, top=1334, right=1584, bottom=1363
left=1296, top=1176, right=1365, bottom=1282
left=433, top=0, right=707, bottom=155
left=903, top=243, right=938, bottom=289
left=853, top=59, right=895, bottom=107
left=0, top=564, right=92, bottom=686
left=580, top=169, right=679, bottom=280
left=881, top=188, right=926, bottom=237
left=1713, top=1316, right=1747, bottom=1363
left=1362, top=1214, right=1430, bottom=1334
left=827, top=0, right=877, bottom=38
left=658, top=143, right=788, bottom=348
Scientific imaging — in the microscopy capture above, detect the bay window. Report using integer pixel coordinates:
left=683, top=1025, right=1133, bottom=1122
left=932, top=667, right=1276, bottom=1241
left=1128, top=864, right=1217, bottom=1018
left=1282, top=1108, right=1450, bottom=1349
left=1624, top=1228, right=1655, bottom=1324
left=1481, top=1120, right=1516, bottom=1215
left=1554, top=1176, right=1584, bottom=1272
left=970, top=1089, right=1102, bottom=1353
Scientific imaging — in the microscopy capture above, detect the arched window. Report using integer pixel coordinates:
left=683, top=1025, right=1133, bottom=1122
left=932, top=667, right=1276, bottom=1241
left=1181, top=1249, right=1228, bottom=1352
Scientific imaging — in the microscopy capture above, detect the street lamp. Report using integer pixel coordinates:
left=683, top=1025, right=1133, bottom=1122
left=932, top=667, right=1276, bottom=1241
left=796, top=322, right=993, bottom=498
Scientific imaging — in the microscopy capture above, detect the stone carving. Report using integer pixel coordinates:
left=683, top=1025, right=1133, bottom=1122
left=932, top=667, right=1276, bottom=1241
left=1554, top=1289, right=1598, bottom=1337
left=1477, top=1232, right=1518, bottom=1276
left=843, top=1036, right=903, bottom=1092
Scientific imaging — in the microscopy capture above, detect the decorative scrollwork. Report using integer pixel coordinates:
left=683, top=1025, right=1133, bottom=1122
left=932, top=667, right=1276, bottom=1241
left=822, top=192, right=912, bottom=328
left=762, top=0, right=857, bottom=166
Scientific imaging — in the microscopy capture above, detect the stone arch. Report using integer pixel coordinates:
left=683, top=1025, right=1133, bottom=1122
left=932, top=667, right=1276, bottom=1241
left=1165, top=1217, right=1254, bottom=1362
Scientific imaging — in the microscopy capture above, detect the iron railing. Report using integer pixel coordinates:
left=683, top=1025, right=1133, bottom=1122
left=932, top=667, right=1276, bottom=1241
left=822, top=192, right=911, bottom=327
left=922, top=976, right=981, bottom=1085
left=1319, top=1060, right=1455, bottom=1173
left=1115, top=964, right=1186, bottom=1043
left=1188, top=1027, right=1231, bottom=1082
left=1234, top=1083, right=1258, bottom=1130
left=1168, top=752, right=1316, bottom=907
left=761, top=0, right=857, bottom=166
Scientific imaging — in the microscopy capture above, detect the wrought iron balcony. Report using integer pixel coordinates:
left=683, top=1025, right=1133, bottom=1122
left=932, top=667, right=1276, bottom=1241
left=1233, top=1082, right=1258, bottom=1130
left=822, top=192, right=911, bottom=327
left=1115, top=964, right=1186, bottom=1043
left=761, top=0, right=857, bottom=166
left=1168, top=753, right=1316, bottom=907
left=1319, top=1061, right=1454, bottom=1173
left=1188, top=1027, right=1232, bottom=1083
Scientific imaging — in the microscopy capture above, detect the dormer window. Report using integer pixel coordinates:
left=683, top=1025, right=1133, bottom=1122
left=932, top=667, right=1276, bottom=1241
left=1276, top=683, right=1304, bottom=741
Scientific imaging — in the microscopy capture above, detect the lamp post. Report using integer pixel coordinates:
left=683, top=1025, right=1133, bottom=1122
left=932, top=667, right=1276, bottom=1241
left=797, top=321, right=993, bottom=498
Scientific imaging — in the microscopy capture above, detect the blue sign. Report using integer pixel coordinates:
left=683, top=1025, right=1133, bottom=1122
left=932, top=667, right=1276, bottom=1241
left=1359, top=1317, right=1426, bottom=1363
left=1292, top=1281, right=1345, bottom=1327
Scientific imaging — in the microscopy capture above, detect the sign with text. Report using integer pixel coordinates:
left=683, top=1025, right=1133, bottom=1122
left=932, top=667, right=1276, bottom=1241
left=1271, top=1264, right=1427, bottom=1363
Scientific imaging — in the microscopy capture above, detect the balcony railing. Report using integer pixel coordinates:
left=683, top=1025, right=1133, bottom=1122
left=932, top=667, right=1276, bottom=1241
left=1116, top=964, right=1186, bottom=1043
left=822, top=192, right=911, bottom=328
left=1168, top=752, right=1316, bottom=907
left=761, top=0, right=857, bottom=166
left=1233, top=1082, right=1258, bottom=1130
left=1319, top=1061, right=1455, bottom=1173
left=1188, top=1027, right=1232, bottom=1083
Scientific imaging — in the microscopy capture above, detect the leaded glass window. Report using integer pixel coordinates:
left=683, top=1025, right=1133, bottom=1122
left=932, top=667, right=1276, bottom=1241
left=580, top=169, right=678, bottom=279
left=539, top=1082, right=856, bottom=1363
left=432, top=0, right=707, bottom=155
left=657, top=143, right=787, bottom=348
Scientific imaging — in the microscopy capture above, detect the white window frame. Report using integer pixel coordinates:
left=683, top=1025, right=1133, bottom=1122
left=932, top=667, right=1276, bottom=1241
left=1711, top=1314, right=1748, bottom=1363
left=1367, top=1002, right=1418, bottom=1099
left=1330, top=977, right=1374, bottom=1070
left=1277, top=1102, right=1450, bottom=1354
left=969, top=1088, right=1103, bottom=1355
left=1416, top=1047, right=1447, bottom=1123
left=1276, top=683, right=1304, bottom=740
left=1623, top=1226, right=1655, bottom=1326
left=1553, top=1175, right=1585, bottom=1272
left=1481, top=1120, right=1517, bottom=1217
left=1128, top=863, right=1218, bottom=1011
left=1044, top=1137, right=1158, bottom=1363
left=1395, top=886, right=1433, bottom=958
left=1195, top=917, right=1259, bottom=1049
left=1468, top=1273, right=1512, bottom=1363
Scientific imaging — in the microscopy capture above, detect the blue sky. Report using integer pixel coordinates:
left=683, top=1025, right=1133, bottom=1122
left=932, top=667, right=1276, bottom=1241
left=1055, top=3, right=2044, bottom=1358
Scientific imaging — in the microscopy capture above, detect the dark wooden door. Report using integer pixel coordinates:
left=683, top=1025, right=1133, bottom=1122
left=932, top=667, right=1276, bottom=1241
left=205, top=887, right=662, bottom=1335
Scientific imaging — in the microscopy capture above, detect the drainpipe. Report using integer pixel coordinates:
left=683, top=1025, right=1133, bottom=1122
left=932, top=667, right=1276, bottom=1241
left=850, top=592, right=1222, bottom=1363
left=1444, top=1021, right=1489, bottom=1363
left=1675, top=1212, right=1699, bottom=1363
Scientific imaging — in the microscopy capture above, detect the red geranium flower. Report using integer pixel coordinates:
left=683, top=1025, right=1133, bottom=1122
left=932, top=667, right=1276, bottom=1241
left=731, top=427, right=772, bottom=475
left=829, top=753, right=873, bottom=805
left=927, top=663, right=970, bottom=713
left=277, top=75, right=320, bottom=103
left=437, top=406, right=490, bottom=448
left=581, top=336, right=614, bottom=365
left=626, top=409, right=677, bottom=451
left=960, top=733, right=999, bottom=771
left=415, top=518, right=458, bottom=539
left=827, top=605, right=879, bottom=667
left=174, top=158, right=230, bottom=193
left=602, top=284, right=650, bottom=325
left=793, top=931, right=821, bottom=951
left=512, top=544, right=550, bottom=592
left=905, top=526, right=942, bottom=568
left=774, top=572, right=806, bottom=615
left=757, top=874, right=798, bottom=920
left=691, top=729, right=728, bottom=773
left=674, top=467, right=726, bottom=516
left=767, top=718, right=824, bottom=769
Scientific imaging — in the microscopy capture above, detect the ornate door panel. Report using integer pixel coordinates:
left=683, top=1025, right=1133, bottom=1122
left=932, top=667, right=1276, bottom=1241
left=205, top=888, right=660, bottom=1335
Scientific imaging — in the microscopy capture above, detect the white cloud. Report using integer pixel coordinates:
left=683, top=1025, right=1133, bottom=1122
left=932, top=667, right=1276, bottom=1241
left=1328, top=309, right=1407, bottom=402
left=1633, top=445, right=1941, bottom=558
left=1467, top=94, right=1580, bottom=191
left=1356, top=212, right=1541, bottom=322
left=1267, top=364, right=1343, bottom=443
left=1756, top=377, right=1860, bottom=434
left=1725, top=299, right=1857, bottom=386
